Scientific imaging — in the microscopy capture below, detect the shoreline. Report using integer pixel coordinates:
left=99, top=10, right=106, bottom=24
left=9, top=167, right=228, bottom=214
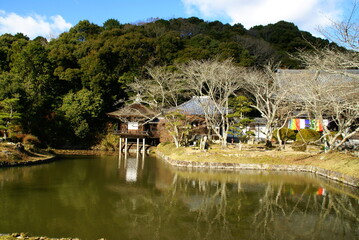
left=0, top=233, right=81, bottom=240
left=155, top=145, right=359, bottom=188
left=1, top=146, right=358, bottom=188
left=0, top=155, right=56, bottom=168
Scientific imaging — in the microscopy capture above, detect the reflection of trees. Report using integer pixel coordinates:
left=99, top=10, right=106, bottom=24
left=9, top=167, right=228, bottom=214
left=2, top=155, right=357, bottom=240
left=251, top=183, right=359, bottom=240
left=111, top=173, right=197, bottom=240
left=110, top=167, right=359, bottom=240
left=194, top=180, right=233, bottom=240
left=110, top=173, right=231, bottom=240
left=162, top=176, right=242, bottom=240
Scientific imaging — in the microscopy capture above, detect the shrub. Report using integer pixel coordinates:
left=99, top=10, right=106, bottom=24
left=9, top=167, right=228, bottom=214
left=291, top=141, right=307, bottom=151
left=273, top=127, right=296, bottom=142
left=96, top=133, right=119, bottom=151
left=22, top=134, right=40, bottom=145
left=296, top=129, right=320, bottom=143
left=11, top=134, right=40, bottom=146
left=11, top=133, right=25, bottom=143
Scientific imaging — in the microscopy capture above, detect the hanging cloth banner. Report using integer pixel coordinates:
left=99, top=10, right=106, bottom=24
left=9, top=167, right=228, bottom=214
left=299, top=119, right=306, bottom=129
left=288, top=119, right=326, bottom=131
left=316, top=121, right=323, bottom=131
left=295, top=119, right=301, bottom=130
left=288, top=119, right=296, bottom=130
left=310, top=120, right=316, bottom=130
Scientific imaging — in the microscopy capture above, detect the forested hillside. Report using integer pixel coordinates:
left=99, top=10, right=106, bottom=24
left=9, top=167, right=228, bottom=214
left=0, top=17, right=336, bottom=148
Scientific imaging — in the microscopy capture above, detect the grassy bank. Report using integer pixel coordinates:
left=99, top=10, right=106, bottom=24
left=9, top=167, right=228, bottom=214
left=156, top=143, right=359, bottom=179
left=0, top=143, right=55, bottom=167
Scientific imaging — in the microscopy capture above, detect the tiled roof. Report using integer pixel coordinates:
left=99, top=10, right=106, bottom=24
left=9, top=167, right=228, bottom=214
left=276, top=69, right=359, bottom=88
left=167, top=96, right=225, bottom=115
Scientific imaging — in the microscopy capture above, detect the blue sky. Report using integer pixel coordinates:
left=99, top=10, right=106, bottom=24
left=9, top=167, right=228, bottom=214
left=0, top=0, right=356, bottom=40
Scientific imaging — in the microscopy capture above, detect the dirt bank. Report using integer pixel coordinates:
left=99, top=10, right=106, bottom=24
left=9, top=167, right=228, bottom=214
left=0, top=143, right=55, bottom=167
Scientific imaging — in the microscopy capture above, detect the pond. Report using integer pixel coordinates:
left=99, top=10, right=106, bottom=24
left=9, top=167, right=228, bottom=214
left=0, top=154, right=358, bottom=240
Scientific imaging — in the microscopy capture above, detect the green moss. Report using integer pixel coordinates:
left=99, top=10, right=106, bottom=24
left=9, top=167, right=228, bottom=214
left=273, top=127, right=296, bottom=142
left=296, top=129, right=320, bottom=143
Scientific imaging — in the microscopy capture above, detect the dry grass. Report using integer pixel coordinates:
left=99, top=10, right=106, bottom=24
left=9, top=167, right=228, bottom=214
left=157, top=143, right=359, bottom=178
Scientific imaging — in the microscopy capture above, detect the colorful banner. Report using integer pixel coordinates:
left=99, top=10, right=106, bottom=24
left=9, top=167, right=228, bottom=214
left=288, top=119, right=325, bottom=131
left=295, top=119, right=301, bottom=130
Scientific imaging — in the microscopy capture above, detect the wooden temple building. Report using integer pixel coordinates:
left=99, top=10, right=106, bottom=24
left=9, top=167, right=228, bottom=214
left=107, top=96, right=220, bottom=152
left=106, top=103, right=161, bottom=152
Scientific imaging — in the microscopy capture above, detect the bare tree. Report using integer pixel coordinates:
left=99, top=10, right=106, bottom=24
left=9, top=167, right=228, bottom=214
left=242, top=63, right=295, bottom=147
left=128, top=66, right=188, bottom=109
left=127, top=66, right=192, bottom=148
left=164, top=110, right=192, bottom=148
left=178, top=59, right=245, bottom=148
left=295, top=48, right=359, bottom=79
left=292, top=1, right=359, bottom=151
left=328, top=93, right=359, bottom=150
left=283, top=70, right=359, bottom=151
left=293, top=0, right=358, bottom=81
left=318, top=0, right=359, bottom=51
left=289, top=1, right=359, bottom=152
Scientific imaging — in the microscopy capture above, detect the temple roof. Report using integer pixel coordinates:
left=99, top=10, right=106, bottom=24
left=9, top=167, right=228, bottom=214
left=166, top=96, right=225, bottom=115
left=107, top=103, right=159, bottom=121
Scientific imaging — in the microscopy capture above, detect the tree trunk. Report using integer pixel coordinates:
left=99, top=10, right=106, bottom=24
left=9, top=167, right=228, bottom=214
left=238, top=141, right=242, bottom=151
left=265, top=140, right=273, bottom=148
left=276, top=127, right=284, bottom=151
left=173, top=126, right=180, bottom=148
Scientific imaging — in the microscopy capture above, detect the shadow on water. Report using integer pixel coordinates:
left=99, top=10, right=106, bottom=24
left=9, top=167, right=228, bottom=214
left=0, top=154, right=358, bottom=240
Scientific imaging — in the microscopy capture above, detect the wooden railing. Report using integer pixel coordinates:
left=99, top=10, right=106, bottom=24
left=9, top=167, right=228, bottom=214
left=114, top=130, right=147, bottom=134
left=114, top=130, right=159, bottom=138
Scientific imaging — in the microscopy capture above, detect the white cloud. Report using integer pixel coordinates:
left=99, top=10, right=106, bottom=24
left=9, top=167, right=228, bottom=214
left=182, top=0, right=344, bottom=36
left=0, top=10, right=72, bottom=40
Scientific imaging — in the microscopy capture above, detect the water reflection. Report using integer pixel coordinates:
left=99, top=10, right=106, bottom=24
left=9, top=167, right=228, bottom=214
left=173, top=170, right=359, bottom=240
left=115, top=157, right=359, bottom=240
left=117, top=153, right=146, bottom=183
left=0, top=155, right=357, bottom=240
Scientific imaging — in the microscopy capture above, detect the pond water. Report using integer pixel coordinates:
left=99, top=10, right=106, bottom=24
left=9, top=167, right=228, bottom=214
left=0, top=154, right=358, bottom=240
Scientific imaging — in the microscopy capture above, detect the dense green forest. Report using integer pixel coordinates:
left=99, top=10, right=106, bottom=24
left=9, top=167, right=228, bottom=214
left=0, top=17, right=336, bottom=148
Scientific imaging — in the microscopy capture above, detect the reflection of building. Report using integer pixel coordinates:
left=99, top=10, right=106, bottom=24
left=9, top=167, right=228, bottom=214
left=125, top=157, right=139, bottom=182
left=118, top=154, right=145, bottom=183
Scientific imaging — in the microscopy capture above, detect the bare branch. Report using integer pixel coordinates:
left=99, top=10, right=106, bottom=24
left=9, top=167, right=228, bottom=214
left=317, top=0, right=359, bottom=50
left=177, top=59, right=245, bottom=147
